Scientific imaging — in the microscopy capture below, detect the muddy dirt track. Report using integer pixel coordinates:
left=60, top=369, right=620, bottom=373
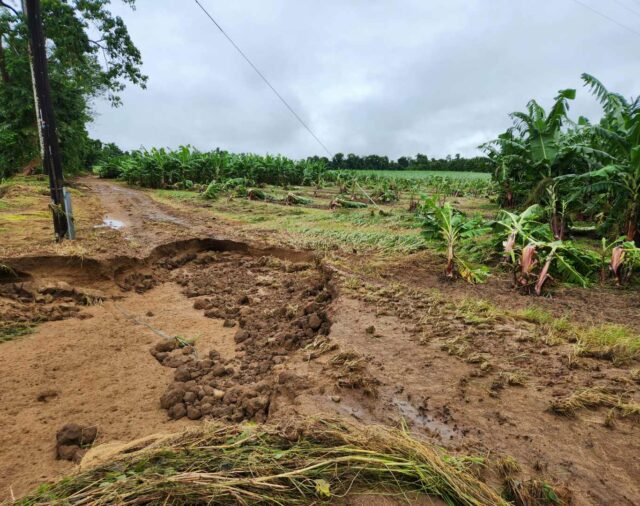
left=1, top=178, right=639, bottom=504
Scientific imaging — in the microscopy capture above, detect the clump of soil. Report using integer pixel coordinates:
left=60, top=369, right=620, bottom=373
left=55, top=424, right=97, bottom=462
left=152, top=251, right=334, bottom=423
left=0, top=280, right=104, bottom=335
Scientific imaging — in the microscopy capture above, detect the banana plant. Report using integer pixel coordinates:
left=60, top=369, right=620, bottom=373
left=421, top=200, right=490, bottom=283
left=557, top=74, right=640, bottom=241
left=600, top=237, right=640, bottom=285
left=544, top=183, right=568, bottom=240
left=532, top=241, right=594, bottom=294
left=496, top=205, right=598, bottom=293
left=481, top=86, right=598, bottom=207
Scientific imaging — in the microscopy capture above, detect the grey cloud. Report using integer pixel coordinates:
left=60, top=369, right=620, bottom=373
left=88, top=0, right=640, bottom=159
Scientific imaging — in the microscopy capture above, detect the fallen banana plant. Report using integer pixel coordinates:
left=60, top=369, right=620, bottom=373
left=330, top=197, right=368, bottom=209
left=17, top=418, right=508, bottom=506
left=283, top=192, right=313, bottom=206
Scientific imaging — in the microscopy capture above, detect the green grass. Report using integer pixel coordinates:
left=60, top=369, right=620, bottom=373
left=338, top=170, right=491, bottom=180
left=575, top=324, right=640, bottom=364
left=0, top=324, right=35, bottom=343
left=154, top=189, right=200, bottom=202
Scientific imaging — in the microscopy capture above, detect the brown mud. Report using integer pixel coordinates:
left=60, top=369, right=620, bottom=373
left=0, top=239, right=331, bottom=498
left=0, top=178, right=639, bottom=504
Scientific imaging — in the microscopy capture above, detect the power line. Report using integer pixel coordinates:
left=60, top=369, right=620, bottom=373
left=609, top=0, right=640, bottom=18
left=567, top=0, right=640, bottom=38
left=192, top=0, right=333, bottom=158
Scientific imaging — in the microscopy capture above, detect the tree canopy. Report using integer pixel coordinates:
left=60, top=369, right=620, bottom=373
left=0, top=0, right=146, bottom=178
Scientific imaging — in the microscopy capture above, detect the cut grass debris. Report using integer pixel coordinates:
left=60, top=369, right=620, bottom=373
left=549, top=387, right=640, bottom=420
left=575, top=324, right=640, bottom=365
left=329, top=351, right=379, bottom=395
left=498, top=371, right=528, bottom=387
left=495, top=455, right=521, bottom=478
left=18, top=418, right=508, bottom=506
left=0, top=324, right=35, bottom=344
left=452, top=298, right=498, bottom=324
left=496, top=455, right=568, bottom=505
left=503, top=478, right=566, bottom=506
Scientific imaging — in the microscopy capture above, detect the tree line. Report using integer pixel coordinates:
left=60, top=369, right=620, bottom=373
left=307, top=153, right=492, bottom=173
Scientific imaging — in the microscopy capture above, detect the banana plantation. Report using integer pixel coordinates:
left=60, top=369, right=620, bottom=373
left=91, top=74, right=640, bottom=295
left=3, top=0, right=640, bottom=502
left=477, top=74, right=640, bottom=291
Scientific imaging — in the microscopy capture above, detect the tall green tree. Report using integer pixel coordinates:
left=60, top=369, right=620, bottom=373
left=0, top=0, right=146, bottom=177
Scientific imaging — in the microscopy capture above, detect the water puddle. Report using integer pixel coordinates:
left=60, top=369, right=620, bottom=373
left=393, top=399, right=457, bottom=440
left=95, top=218, right=126, bottom=230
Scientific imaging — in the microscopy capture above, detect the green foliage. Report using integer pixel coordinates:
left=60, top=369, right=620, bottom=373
left=330, top=197, right=368, bottom=209
left=495, top=205, right=600, bottom=292
left=108, top=146, right=325, bottom=189
left=0, top=1, right=146, bottom=177
left=202, top=181, right=222, bottom=200
left=419, top=197, right=491, bottom=283
left=558, top=75, right=640, bottom=240
left=326, top=152, right=493, bottom=173
left=326, top=171, right=495, bottom=198
left=0, top=324, right=34, bottom=343
left=482, top=74, right=639, bottom=242
left=284, top=192, right=313, bottom=206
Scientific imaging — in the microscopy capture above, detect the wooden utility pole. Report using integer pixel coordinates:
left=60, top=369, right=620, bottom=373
left=22, top=0, right=70, bottom=240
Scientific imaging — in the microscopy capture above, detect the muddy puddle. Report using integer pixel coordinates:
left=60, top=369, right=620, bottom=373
left=393, top=399, right=457, bottom=440
left=96, top=217, right=126, bottom=230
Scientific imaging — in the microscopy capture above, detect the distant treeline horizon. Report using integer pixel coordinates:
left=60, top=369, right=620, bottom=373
left=306, top=153, right=492, bottom=173
left=91, top=141, right=493, bottom=175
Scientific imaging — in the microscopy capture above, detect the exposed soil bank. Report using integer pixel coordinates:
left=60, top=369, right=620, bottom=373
left=0, top=240, right=334, bottom=499
left=2, top=179, right=639, bottom=505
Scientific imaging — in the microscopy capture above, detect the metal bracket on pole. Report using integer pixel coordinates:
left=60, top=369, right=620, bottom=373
left=63, top=188, right=76, bottom=240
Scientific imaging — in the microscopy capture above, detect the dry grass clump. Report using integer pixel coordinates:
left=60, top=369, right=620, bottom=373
left=575, top=324, right=640, bottom=365
left=329, top=351, right=379, bottom=395
left=496, top=455, right=568, bottom=505
left=17, top=418, right=507, bottom=506
left=495, top=455, right=521, bottom=478
left=503, top=478, right=568, bottom=506
left=549, top=387, right=640, bottom=420
left=499, top=371, right=528, bottom=387
left=304, top=335, right=337, bottom=360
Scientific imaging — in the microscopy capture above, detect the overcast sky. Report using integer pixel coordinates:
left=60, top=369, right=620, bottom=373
left=87, top=0, right=640, bottom=159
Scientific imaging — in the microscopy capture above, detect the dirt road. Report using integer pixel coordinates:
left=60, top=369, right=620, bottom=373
left=1, top=178, right=639, bottom=504
left=79, top=176, right=217, bottom=255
